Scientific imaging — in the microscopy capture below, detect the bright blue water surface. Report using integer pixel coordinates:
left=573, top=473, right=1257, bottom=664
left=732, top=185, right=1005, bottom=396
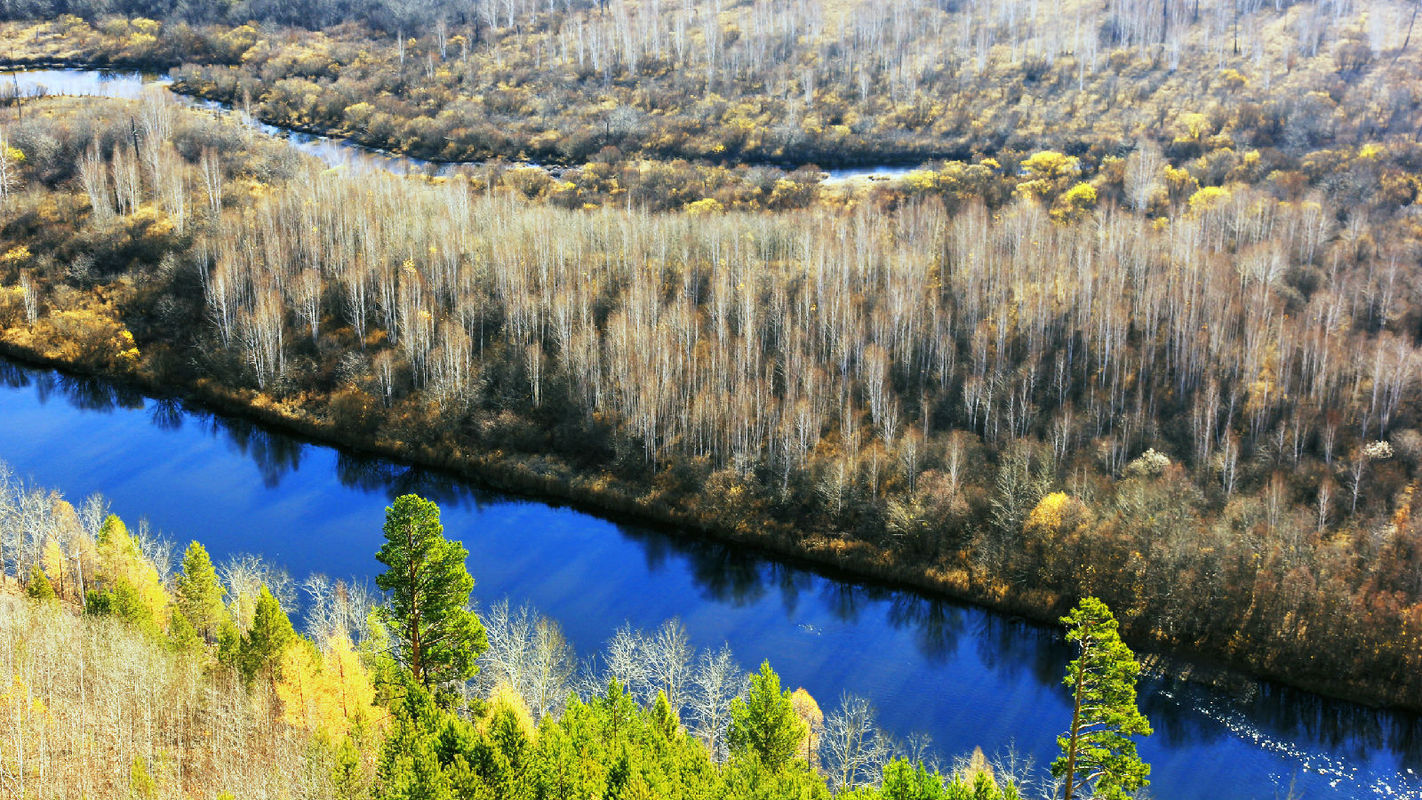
left=3, top=363, right=1422, bottom=799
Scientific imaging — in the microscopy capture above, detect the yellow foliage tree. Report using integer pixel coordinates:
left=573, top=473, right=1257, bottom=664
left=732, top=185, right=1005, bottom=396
left=1023, top=492, right=1093, bottom=584
left=276, top=638, right=325, bottom=732
left=1018, top=151, right=1081, bottom=203
left=1187, top=186, right=1231, bottom=214
left=43, top=305, right=140, bottom=368
left=903, top=169, right=941, bottom=193
left=1027, top=492, right=1072, bottom=533
left=1025, top=492, right=1092, bottom=540
left=40, top=539, right=68, bottom=600
left=1163, top=165, right=1200, bottom=205
left=684, top=197, right=725, bottom=215
left=325, top=632, right=380, bottom=734
left=1052, top=182, right=1097, bottom=224
left=276, top=631, right=382, bottom=741
left=790, top=687, right=823, bottom=768
left=1174, top=112, right=1211, bottom=143
left=93, top=515, right=171, bottom=631
left=1022, top=151, right=1080, bottom=181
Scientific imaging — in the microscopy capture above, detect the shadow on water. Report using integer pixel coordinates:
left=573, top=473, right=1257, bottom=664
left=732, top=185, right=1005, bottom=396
left=0, top=360, right=33, bottom=389
left=972, top=609, right=1068, bottom=691
left=16, top=368, right=145, bottom=412
left=333, top=450, right=503, bottom=509
left=191, top=410, right=307, bottom=488
left=149, top=397, right=184, bottom=431
left=887, top=593, right=970, bottom=664
left=7, top=356, right=1422, bottom=771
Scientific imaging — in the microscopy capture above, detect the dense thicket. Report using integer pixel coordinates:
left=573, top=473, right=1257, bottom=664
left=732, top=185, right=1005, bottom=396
left=4, top=0, right=1419, bottom=173
left=0, top=89, right=1419, bottom=706
left=0, top=463, right=385, bottom=799
left=0, top=0, right=483, bottom=31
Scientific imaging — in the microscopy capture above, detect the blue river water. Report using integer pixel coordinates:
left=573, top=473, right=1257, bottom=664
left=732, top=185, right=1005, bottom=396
left=4, top=68, right=1422, bottom=799
left=2, top=365, right=1421, bottom=799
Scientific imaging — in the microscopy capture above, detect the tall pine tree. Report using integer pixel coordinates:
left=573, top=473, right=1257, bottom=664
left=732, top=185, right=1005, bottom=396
left=727, top=661, right=807, bottom=772
left=175, top=541, right=227, bottom=640
left=240, top=585, right=295, bottom=683
left=1053, top=597, right=1152, bottom=800
left=375, top=495, right=487, bottom=692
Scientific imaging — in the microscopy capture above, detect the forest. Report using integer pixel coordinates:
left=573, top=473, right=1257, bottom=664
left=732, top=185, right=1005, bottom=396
left=1, top=66, right=1421, bottom=712
left=0, top=0, right=1419, bottom=171
left=0, top=0, right=1418, bottom=719
left=0, top=467, right=1108, bottom=799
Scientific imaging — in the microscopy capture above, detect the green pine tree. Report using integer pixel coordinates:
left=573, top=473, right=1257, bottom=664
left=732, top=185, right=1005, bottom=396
left=239, top=585, right=295, bottom=683
left=1052, top=597, right=1152, bottom=800
left=651, top=690, right=680, bottom=740
left=168, top=606, right=203, bottom=652
left=168, top=611, right=204, bottom=653
left=376, top=677, right=457, bottom=800
left=375, top=494, right=487, bottom=692
left=727, top=661, right=807, bottom=773
left=217, top=615, right=243, bottom=669
left=26, top=565, right=56, bottom=603
left=175, top=541, right=227, bottom=640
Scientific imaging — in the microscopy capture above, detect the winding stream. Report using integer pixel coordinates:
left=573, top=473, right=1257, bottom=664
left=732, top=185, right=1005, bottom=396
left=2, top=68, right=1421, bottom=799
left=0, top=67, right=916, bottom=181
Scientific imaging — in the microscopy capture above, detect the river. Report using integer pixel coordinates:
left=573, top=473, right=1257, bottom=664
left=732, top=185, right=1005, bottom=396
left=3, top=364, right=1422, bottom=800
left=3, top=69, right=1422, bottom=800
left=0, top=67, right=919, bottom=181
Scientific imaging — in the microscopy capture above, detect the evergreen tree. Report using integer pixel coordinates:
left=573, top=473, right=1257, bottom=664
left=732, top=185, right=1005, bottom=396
left=175, top=540, right=227, bottom=640
left=469, top=686, right=536, bottom=798
left=877, top=759, right=947, bottom=800
left=1053, top=597, right=1152, bottom=800
left=865, top=759, right=1018, bottom=800
left=651, top=690, right=680, bottom=740
left=375, top=494, right=487, bottom=691
left=727, top=661, right=807, bottom=772
left=376, top=677, right=457, bottom=800
left=240, top=584, right=295, bottom=683
left=168, top=607, right=202, bottom=651
left=26, top=565, right=56, bottom=603
left=216, top=614, right=242, bottom=669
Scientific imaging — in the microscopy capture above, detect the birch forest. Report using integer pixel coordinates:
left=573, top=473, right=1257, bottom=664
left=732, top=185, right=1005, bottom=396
left=0, top=0, right=1419, bottom=761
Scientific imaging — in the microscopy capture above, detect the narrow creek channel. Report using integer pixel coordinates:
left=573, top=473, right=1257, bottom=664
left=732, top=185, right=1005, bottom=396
left=0, top=67, right=919, bottom=181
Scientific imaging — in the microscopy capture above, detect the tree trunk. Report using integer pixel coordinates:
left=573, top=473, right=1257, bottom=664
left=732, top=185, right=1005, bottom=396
left=404, top=521, right=423, bottom=685
left=1400, top=5, right=1418, bottom=57
left=1062, top=656, right=1086, bottom=800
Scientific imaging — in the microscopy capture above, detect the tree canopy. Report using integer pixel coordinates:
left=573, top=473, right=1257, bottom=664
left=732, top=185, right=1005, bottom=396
left=239, top=584, right=296, bottom=683
left=727, top=660, right=808, bottom=772
left=1053, top=597, right=1152, bottom=800
left=375, top=494, right=487, bottom=692
left=175, top=540, right=226, bottom=640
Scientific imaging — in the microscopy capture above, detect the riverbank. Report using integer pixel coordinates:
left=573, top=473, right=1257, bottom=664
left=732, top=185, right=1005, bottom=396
left=0, top=49, right=943, bottom=174
left=1, top=334, right=1413, bottom=717
left=0, top=57, right=930, bottom=195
